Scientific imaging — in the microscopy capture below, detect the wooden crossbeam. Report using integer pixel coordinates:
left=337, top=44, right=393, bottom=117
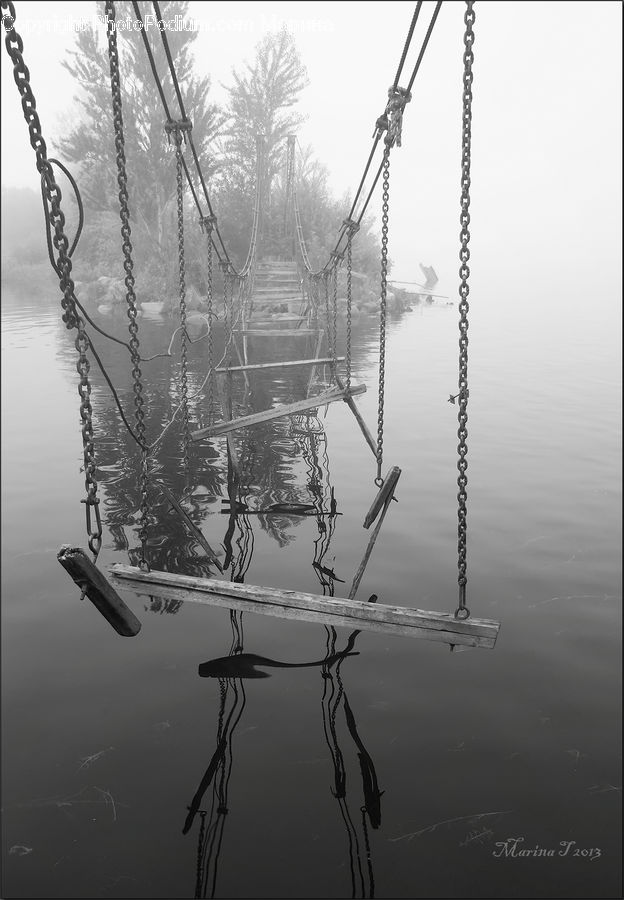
left=246, top=316, right=307, bottom=325
left=234, top=329, right=316, bottom=337
left=215, top=356, right=345, bottom=375
left=109, top=565, right=500, bottom=648
left=191, top=384, right=366, bottom=440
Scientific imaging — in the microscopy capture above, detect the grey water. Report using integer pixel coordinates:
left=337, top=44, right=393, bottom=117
left=1, top=275, right=621, bottom=899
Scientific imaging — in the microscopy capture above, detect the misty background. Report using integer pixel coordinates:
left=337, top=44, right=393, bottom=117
left=1, top=0, right=621, bottom=307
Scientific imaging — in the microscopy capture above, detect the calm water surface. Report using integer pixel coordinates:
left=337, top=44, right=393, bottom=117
left=1, top=278, right=621, bottom=899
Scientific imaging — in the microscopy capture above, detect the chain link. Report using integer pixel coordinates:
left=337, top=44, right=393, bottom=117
left=332, top=263, right=338, bottom=376
left=105, top=1, right=150, bottom=569
left=346, top=235, right=353, bottom=391
left=343, top=219, right=359, bottom=392
left=201, top=218, right=215, bottom=424
left=220, top=261, right=231, bottom=367
left=376, top=146, right=390, bottom=485
left=2, top=2, right=102, bottom=556
left=167, top=123, right=191, bottom=467
left=323, top=273, right=332, bottom=363
left=455, top=0, right=475, bottom=619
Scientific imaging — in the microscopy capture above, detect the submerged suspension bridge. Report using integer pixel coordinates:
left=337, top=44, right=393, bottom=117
left=2, top=0, right=500, bottom=649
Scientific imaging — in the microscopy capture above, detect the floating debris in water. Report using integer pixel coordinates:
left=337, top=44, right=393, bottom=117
left=77, top=746, right=114, bottom=771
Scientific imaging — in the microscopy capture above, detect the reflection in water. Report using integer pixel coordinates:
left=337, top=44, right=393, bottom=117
left=189, top=623, right=382, bottom=899
left=321, top=628, right=380, bottom=898
left=187, top=613, right=247, bottom=900
left=198, top=649, right=359, bottom=679
left=178, top=393, right=383, bottom=897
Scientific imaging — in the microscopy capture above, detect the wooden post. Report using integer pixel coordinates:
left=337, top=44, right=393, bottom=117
left=232, top=335, right=250, bottom=389
left=348, top=491, right=395, bottom=600
left=58, top=545, right=141, bottom=637
left=363, top=466, right=401, bottom=528
left=215, top=374, right=240, bottom=472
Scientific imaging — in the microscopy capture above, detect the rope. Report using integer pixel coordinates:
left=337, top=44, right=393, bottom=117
left=455, top=0, right=475, bottom=620
left=105, top=0, right=150, bottom=570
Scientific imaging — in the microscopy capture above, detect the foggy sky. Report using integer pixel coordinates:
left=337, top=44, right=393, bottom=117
left=1, top=1, right=621, bottom=296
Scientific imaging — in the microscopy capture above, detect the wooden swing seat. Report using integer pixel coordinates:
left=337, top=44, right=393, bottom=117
left=109, top=564, right=500, bottom=648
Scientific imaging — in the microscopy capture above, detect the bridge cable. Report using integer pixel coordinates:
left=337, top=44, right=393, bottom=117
left=131, top=1, right=230, bottom=268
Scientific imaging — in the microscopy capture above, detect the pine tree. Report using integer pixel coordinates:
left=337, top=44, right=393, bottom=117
left=58, top=1, right=223, bottom=288
left=218, top=27, right=309, bottom=260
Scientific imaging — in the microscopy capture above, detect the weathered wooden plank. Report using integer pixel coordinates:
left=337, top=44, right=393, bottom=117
left=59, top=546, right=141, bottom=636
left=109, top=565, right=500, bottom=648
left=155, top=481, right=223, bottom=572
left=234, top=329, right=316, bottom=337
left=191, top=384, right=366, bottom=440
left=334, top=375, right=377, bottom=457
left=246, top=316, right=307, bottom=325
left=215, top=356, right=345, bottom=374
left=363, top=466, right=401, bottom=529
left=349, top=491, right=395, bottom=600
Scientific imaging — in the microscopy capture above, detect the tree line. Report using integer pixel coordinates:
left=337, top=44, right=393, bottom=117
left=1, top=2, right=385, bottom=311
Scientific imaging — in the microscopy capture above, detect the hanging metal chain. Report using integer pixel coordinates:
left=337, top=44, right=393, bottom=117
left=323, top=273, right=332, bottom=362
left=106, top=0, right=150, bottom=569
left=328, top=254, right=341, bottom=377
left=455, top=0, right=475, bottom=620
left=200, top=216, right=216, bottom=424
left=166, top=120, right=192, bottom=468
left=1, top=2, right=102, bottom=557
left=346, top=235, right=353, bottom=391
left=376, top=145, right=391, bottom=486
left=220, top=261, right=232, bottom=367
left=343, top=219, right=359, bottom=392
left=332, top=265, right=338, bottom=373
